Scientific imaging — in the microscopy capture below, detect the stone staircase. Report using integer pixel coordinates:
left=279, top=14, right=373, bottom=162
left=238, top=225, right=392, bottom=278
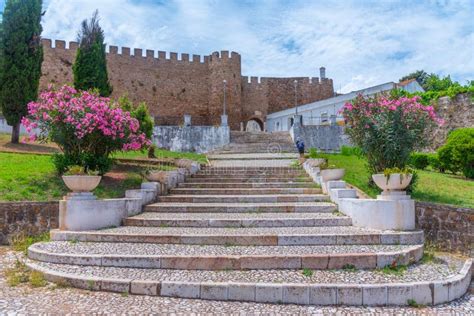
left=213, top=131, right=298, bottom=154
left=26, top=156, right=472, bottom=306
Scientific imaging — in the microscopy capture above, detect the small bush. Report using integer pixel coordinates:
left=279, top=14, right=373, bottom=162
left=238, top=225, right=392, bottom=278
left=29, top=270, right=47, bottom=287
left=11, top=232, right=50, bottom=255
left=408, top=153, right=430, bottom=170
left=427, top=153, right=445, bottom=172
left=437, top=128, right=474, bottom=178
left=52, top=152, right=113, bottom=175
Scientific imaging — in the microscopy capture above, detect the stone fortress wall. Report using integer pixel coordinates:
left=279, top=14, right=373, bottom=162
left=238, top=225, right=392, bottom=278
left=40, top=39, right=334, bottom=130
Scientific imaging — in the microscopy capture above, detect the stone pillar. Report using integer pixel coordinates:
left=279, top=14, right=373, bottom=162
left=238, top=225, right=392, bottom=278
left=184, top=115, right=191, bottom=127
left=293, top=115, right=302, bottom=127
left=221, top=115, right=228, bottom=126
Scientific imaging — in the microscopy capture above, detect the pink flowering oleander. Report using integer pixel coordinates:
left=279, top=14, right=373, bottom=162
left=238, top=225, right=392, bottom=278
left=21, top=85, right=150, bottom=154
left=340, top=93, right=442, bottom=173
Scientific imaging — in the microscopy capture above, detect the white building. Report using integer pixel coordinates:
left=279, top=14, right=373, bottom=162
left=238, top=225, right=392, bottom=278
left=266, top=79, right=424, bottom=132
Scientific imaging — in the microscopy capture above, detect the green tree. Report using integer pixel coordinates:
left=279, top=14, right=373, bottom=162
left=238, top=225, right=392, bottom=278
left=0, top=0, right=43, bottom=143
left=73, top=10, right=112, bottom=97
left=423, top=74, right=459, bottom=92
left=118, top=95, right=154, bottom=139
left=400, top=70, right=429, bottom=88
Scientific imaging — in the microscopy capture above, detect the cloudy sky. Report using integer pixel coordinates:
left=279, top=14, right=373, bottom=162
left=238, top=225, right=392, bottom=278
left=1, top=0, right=473, bottom=92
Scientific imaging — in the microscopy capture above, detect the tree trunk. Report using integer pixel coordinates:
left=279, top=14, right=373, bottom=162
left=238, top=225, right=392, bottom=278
left=11, top=123, right=20, bottom=144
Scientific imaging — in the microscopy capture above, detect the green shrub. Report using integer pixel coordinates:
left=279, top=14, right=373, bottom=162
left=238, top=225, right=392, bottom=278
left=427, top=153, right=445, bottom=173
left=118, top=95, right=154, bottom=140
left=437, top=128, right=474, bottom=178
left=408, top=153, right=430, bottom=170
left=52, top=152, right=113, bottom=175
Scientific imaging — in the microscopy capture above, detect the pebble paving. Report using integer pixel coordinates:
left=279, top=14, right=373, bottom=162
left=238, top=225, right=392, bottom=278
left=32, top=241, right=415, bottom=256
left=1, top=248, right=472, bottom=314
left=26, top=254, right=462, bottom=284
left=130, top=212, right=348, bottom=220
left=77, top=225, right=401, bottom=235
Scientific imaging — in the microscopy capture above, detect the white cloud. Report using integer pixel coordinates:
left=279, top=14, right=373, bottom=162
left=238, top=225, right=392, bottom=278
left=41, top=0, right=474, bottom=93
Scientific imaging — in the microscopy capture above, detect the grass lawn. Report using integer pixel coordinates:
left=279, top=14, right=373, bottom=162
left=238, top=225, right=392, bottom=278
left=324, top=154, right=474, bottom=208
left=113, top=149, right=208, bottom=164
left=0, top=152, right=148, bottom=201
left=1, top=133, right=208, bottom=163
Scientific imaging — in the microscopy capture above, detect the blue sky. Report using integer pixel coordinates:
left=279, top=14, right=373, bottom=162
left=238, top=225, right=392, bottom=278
left=1, top=0, right=473, bottom=92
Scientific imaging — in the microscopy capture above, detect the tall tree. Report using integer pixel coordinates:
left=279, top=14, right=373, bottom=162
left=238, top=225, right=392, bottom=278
left=73, top=10, right=112, bottom=96
left=0, top=0, right=43, bottom=144
left=399, top=70, right=429, bottom=88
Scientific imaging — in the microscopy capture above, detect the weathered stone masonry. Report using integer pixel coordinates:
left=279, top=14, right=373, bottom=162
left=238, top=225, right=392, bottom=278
left=0, top=202, right=59, bottom=244
left=40, top=39, right=334, bottom=130
left=415, top=201, right=473, bottom=256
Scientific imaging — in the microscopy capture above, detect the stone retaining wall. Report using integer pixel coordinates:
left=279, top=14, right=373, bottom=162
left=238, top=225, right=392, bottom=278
left=290, top=123, right=351, bottom=152
left=0, top=201, right=59, bottom=244
left=153, top=125, right=230, bottom=153
left=415, top=201, right=473, bottom=256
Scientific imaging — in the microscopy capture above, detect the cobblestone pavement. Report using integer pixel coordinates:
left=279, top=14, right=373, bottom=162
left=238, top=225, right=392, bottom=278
left=1, top=247, right=473, bottom=315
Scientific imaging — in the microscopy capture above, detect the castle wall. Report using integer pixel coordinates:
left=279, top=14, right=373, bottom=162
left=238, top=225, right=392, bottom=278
left=40, top=39, right=334, bottom=130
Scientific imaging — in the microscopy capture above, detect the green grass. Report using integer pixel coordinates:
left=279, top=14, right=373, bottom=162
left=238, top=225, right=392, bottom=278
left=11, top=232, right=50, bottom=255
left=380, top=264, right=408, bottom=276
left=322, top=153, right=474, bottom=208
left=0, top=152, right=143, bottom=201
left=113, top=149, right=208, bottom=164
left=302, top=268, right=314, bottom=277
left=342, top=264, right=357, bottom=272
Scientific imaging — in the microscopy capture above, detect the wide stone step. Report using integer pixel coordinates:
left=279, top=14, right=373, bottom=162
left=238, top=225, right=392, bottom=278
left=177, top=182, right=316, bottom=188
left=169, top=188, right=321, bottom=195
left=124, top=212, right=350, bottom=227
left=144, top=202, right=335, bottom=213
left=194, top=172, right=305, bottom=177
left=158, top=194, right=329, bottom=203
left=207, top=153, right=299, bottom=160
left=187, top=177, right=312, bottom=183
left=189, top=172, right=308, bottom=182
left=28, top=241, right=422, bottom=270
left=50, top=226, right=424, bottom=246
left=26, top=255, right=472, bottom=306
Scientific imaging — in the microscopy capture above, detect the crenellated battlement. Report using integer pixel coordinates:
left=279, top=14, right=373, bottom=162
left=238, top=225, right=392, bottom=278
left=241, top=76, right=332, bottom=86
left=40, top=38, right=333, bottom=131
left=41, top=38, right=240, bottom=65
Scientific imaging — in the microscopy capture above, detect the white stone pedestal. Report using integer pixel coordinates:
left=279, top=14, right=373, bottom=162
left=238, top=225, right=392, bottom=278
left=338, top=197, right=415, bottom=230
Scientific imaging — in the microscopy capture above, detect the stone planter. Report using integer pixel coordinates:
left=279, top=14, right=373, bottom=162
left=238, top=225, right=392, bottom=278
left=372, top=173, right=413, bottom=193
left=320, top=168, right=345, bottom=182
left=145, top=171, right=168, bottom=183
left=306, top=158, right=327, bottom=168
left=62, top=175, right=102, bottom=192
